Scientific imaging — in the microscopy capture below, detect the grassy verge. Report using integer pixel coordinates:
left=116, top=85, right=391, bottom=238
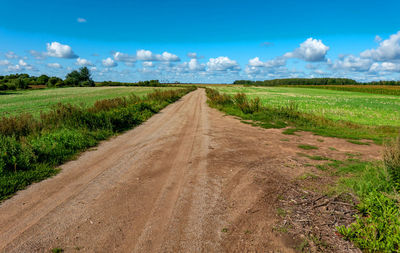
left=329, top=139, right=400, bottom=252
left=0, top=87, right=195, bottom=200
left=205, top=88, right=398, bottom=144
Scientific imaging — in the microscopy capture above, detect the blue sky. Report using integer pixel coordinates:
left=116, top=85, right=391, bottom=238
left=1, top=0, right=400, bottom=83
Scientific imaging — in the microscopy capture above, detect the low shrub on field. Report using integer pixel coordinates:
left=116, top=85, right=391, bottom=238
left=0, top=87, right=195, bottom=200
left=384, top=136, right=400, bottom=189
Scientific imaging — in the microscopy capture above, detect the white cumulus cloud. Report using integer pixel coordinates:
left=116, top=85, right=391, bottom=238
left=160, top=52, right=180, bottom=62
left=46, top=42, right=78, bottom=58
left=76, top=57, right=93, bottom=66
left=188, top=59, right=205, bottom=71
left=333, top=55, right=373, bottom=72
left=285, top=38, right=329, bottom=62
left=207, top=56, right=240, bottom=71
left=102, top=57, right=118, bottom=67
left=361, top=31, right=400, bottom=61
left=113, top=52, right=136, bottom=63
left=136, top=49, right=180, bottom=62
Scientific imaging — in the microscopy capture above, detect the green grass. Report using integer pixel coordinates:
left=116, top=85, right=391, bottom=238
left=310, top=154, right=400, bottom=252
left=334, top=161, right=400, bottom=251
left=347, top=140, right=371, bottom=145
left=297, top=152, right=329, bottom=161
left=0, top=86, right=178, bottom=117
left=206, top=88, right=399, bottom=143
left=298, top=144, right=319, bottom=150
left=214, top=86, right=400, bottom=127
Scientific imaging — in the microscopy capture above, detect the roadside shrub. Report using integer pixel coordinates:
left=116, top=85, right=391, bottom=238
left=205, top=88, right=233, bottom=106
left=384, top=136, right=400, bottom=188
left=338, top=191, right=400, bottom=251
left=30, top=128, right=97, bottom=165
left=0, top=113, right=40, bottom=138
left=0, top=135, right=36, bottom=173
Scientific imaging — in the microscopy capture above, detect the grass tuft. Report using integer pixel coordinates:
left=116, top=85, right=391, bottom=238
left=298, top=144, right=319, bottom=150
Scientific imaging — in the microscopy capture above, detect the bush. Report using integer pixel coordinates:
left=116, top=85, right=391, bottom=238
left=30, top=128, right=97, bottom=165
left=0, top=135, right=36, bottom=173
left=384, top=136, right=400, bottom=188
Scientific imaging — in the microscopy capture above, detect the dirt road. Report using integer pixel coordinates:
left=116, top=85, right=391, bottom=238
left=0, top=89, right=380, bottom=252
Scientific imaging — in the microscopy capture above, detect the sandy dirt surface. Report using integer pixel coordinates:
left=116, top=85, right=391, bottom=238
left=0, top=89, right=381, bottom=252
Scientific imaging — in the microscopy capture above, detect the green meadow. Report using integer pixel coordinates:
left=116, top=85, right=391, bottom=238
left=214, top=86, right=400, bottom=127
left=0, top=86, right=178, bottom=117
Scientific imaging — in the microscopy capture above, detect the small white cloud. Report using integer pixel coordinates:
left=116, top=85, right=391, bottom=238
left=375, top=35, right=382, bottom=43
left=46, top=42, right=78, bottom=58
left=188, top=59, right=205, bottom=71
left=142, top=61, right=154, bottom=67
left=5, top=51, right=19, bottom=59
left=29, top=50, right=47, bottom=60
left=76, top=57, right=93, bottom=66
left=113, top=52, right=136, bottom=63
left=7, top=64, right=23, bottom=72
left=0, top=59, right=10, bottom=66
left=136, top=49, right=154, bottom=61
left=136, top=49, right=180, bottom=62
left=77, top=17, right=87, bottom=23
left=333, top=55, right=373, bottom=72
left=18, top=59, right=28, bottom=66
left=369, top=62, right=400, bottom=72
left=248, top=57, right=265, bottom=67
left=47, top=63, right=62, bottom=69
left=187, top=52, right=199, bottom=59
left=248, top=56, right=286, bottom=68
left=102, top=57, right=118, bottom=67
left=361, top=31, right=400, bottom=61
left=16, top=59, right=35, bottom=70
left=285, top=38, right=329, bottom=62
left=207, top=56, right=240, bottom=71
left=160, top=52, right=180, bottom=62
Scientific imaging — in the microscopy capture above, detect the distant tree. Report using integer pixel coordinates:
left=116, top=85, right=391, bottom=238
left=64, top=67, right=94, bottom=87
left=37, top=75, right=50, bottom=85
left=47, top=77, right=64, bottom=87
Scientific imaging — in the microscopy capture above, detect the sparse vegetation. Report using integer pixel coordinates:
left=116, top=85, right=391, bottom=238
left=298, top=144, right=319, bottom=150
left=347, top=140, right=370, bottom=145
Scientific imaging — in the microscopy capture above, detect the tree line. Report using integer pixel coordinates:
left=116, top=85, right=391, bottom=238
left=233, top=78, right=400, bottom=86
left=0, top=67, right=95, bottom=91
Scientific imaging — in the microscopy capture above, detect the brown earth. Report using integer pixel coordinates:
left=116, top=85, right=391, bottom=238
left=0, top=89, right=381, bottom=252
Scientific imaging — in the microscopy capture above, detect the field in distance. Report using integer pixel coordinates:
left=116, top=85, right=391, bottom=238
left=0, top=86, right=178, bottom=117
left=214, top=86, right=400, bottom=127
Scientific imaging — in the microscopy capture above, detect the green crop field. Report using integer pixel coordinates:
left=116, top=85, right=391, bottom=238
left=0, top=86, right=177, bottom=117
left=214, top=86, right=400, bottom=127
